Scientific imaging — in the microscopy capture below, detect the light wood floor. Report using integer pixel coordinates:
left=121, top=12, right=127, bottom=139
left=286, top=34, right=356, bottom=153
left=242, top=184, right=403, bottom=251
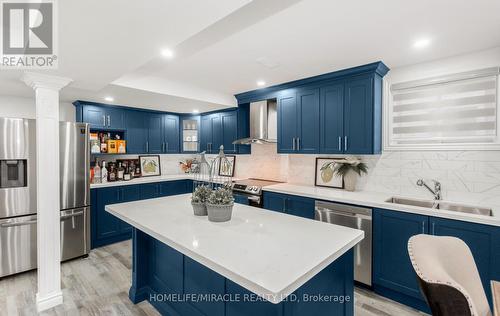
left=0, top=240, right=427, bottom=316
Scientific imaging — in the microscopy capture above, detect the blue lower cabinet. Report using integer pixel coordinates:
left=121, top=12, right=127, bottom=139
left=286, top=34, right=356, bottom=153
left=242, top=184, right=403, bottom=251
left=263, top=192, right=314, bottom=219
left=430, top=217, right=500, bottom=307
left=159, top=180, right=191, bottom=197
left=372, top=208, right=429, bottom=312
left=140, top=183, right=160, bottom=199
left=91, top=180, right=193, bottom=249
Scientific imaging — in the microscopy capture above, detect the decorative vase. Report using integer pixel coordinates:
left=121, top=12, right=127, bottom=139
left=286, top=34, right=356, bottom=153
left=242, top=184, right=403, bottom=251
left=343, top=170, right=358, bottom=192
left=191, top=202, right=207, bottom=216
left=206, top=203, right=234, bottom=222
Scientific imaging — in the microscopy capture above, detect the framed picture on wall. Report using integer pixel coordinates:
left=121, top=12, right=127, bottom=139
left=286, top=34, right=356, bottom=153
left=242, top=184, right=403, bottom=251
left=139, top=155, right=161, bottom=177
left=314, top=158, right=344, bottom=189
left=218, top=155, right=235, bottom=177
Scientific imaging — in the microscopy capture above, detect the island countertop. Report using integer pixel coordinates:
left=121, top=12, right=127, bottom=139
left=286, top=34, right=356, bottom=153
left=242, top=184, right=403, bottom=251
left=105, top=194, right=364, bottom=303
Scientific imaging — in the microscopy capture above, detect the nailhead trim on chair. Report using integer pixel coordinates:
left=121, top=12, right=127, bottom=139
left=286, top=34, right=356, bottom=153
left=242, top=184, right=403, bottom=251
left=408, top=239, right=476, bottom=315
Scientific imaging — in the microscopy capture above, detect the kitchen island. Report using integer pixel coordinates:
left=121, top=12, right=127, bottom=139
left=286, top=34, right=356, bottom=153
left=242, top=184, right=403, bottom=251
left=105, top=194, right=364, bottom=316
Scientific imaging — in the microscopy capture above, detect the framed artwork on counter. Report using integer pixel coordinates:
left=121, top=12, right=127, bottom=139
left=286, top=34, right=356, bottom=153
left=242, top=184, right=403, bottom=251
left=139, top=155, right=161, bottom=177
left=314, top=157, right=344, bottom=189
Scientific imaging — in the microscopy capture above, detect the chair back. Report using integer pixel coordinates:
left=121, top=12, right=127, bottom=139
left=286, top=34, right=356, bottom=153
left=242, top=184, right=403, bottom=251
left=408, top=234, right=491, bottom=316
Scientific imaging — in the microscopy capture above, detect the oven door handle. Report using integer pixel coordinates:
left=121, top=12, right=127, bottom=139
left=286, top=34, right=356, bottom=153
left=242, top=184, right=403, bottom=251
left=247, top=196, right=260, bottom=202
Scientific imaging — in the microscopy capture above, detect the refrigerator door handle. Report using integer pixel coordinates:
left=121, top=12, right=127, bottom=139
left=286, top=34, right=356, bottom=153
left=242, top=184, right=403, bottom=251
left=0, top=219, right=37, bottom=228
left=60, top=210, right=84, bottom=220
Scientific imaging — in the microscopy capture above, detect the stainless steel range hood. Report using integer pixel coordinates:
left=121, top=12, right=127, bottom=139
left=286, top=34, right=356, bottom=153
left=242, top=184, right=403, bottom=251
left=233, top=99, right=277, bottom=145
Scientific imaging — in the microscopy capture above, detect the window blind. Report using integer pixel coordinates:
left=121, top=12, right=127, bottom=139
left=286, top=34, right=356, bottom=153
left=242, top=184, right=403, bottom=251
left=389, top=68, right=499, bottom=146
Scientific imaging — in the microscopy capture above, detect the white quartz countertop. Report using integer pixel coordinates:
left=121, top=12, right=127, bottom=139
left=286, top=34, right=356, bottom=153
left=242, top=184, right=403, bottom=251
left=105, top=194, right=364, bottom=303
left=90, top=174, right=192, bottom=189
left=263, top=183, right=500, bottom=227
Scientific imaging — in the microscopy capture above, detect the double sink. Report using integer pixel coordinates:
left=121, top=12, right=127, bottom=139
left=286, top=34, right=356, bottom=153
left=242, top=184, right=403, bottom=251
left=385, top=197, right=493, bottom=217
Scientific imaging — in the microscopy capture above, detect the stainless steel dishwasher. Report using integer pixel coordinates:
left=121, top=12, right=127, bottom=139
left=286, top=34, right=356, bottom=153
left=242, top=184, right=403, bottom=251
left=315, top=201, right=372, bottom=286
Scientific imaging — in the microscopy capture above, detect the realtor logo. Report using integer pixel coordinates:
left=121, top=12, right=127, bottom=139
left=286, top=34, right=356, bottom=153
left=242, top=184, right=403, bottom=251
left=1, top=0, right=58, bottom=68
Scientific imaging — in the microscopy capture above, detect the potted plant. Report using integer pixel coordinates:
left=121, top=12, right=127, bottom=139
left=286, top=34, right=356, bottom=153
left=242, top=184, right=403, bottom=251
left=206, top=186, right=234, bottom=222
left=333, top=157, right=368, bottom=192
left=191, top=185, right=211, bottom=216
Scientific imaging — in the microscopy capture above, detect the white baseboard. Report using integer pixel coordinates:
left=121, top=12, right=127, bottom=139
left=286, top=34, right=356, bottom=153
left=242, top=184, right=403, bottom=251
left=36, top=291, right=63, bottom=312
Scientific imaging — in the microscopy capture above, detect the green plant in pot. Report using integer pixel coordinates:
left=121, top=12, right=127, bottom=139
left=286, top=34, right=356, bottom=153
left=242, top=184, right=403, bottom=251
left=206, top=186, right=234, bottom=222
left=333, top=157, right=368, bottom=192
left=191, top=185, right=211, bottom=216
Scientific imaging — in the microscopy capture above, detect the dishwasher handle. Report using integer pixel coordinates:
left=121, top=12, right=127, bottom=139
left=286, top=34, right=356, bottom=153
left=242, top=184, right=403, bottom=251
left=315, top=201, right=372, bottom=219
left=316, top=207, right=372, bottom=221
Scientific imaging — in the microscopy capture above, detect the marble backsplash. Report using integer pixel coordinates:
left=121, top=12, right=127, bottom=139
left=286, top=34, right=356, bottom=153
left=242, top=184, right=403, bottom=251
left=106, top=145, right=500, bottom=206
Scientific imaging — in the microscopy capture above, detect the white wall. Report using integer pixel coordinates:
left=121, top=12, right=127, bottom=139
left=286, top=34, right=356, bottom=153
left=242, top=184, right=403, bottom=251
left=0, top=95, right=75, bottom=121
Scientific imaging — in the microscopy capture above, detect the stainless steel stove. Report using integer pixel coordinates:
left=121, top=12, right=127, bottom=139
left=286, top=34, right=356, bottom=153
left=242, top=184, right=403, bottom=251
left=232, top=178, right=282, bottom=207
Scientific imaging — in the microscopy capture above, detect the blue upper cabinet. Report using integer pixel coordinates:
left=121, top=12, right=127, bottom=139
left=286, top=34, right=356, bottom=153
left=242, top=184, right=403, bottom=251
left=125, top=110, right=146, bottom=154
left=200, top=109, right=243, bottom=154
left=145, top=112, right=164, bottom=154
left=277, top=92, right=297, bottom=153
left=221, top=111, right=238, bottom=154
left=296, top=88, right=320, bottom=153
left=163, top=114, right=180, bottom=153
left=235, top=61, right=389, bottom=155
left=320, top=83, right=344, bottom=154
left=81, top=104, right=124, bottom=130
left=344, top=76, right=375, bottom=154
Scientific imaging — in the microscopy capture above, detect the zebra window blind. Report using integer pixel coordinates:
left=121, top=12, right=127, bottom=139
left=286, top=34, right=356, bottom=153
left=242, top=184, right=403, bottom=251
left=389, top=67, right=499, bottom=148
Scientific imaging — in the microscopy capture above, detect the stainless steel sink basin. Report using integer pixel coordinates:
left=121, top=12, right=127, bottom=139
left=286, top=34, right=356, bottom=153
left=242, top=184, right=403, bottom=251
left=385, top=197, right=493, bottom=217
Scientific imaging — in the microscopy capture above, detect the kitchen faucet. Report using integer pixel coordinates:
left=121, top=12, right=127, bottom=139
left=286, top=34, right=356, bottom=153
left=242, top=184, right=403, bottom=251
left=416, top=179, right=442, bottom=200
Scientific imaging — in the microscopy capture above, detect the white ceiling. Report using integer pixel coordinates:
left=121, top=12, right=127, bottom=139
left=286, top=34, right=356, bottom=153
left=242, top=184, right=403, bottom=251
left=1, top=0, right=500, bottom=113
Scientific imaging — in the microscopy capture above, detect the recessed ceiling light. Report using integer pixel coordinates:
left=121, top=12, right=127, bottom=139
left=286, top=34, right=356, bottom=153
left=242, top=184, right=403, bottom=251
left=161, top=48, right=174, bottom=58
left=257, top=80, right=266, bottom=87
left=104, top=96, right=114, bottom=102
left=192, top=109, right=199, bottom=114
left=413, top=38, right=431, bottom=49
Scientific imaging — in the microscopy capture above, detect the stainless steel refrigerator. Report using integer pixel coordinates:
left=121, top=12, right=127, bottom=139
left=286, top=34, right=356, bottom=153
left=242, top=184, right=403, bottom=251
left=0, top=118, right=90, bottom=278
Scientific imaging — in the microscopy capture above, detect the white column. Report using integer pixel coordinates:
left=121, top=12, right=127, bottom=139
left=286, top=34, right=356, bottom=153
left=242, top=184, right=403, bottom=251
left=21, top=72, right=72, bottom=313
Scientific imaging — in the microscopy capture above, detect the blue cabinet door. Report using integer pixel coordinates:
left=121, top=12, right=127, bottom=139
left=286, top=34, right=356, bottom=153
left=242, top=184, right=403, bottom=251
left=146, top=113, right=164, bottom=154
left=164, top=114, right=180, bottom=153
left=82, top=105, right=106, bottom=128
left=210, top=113, right=223, bottom=153
left=344, top=76, right=374, bottom=154
left=373, top=208, right=428, bottom=303
left=262, top=192, right=286, bottom=213
left=200, top=115, right=212, bottom=153
left=221, top=111, right=238, bottom=154
left=119, top=185, right=141, bottom=233
left=95, top=187, right=122, bottom=239
left=430, top=217, right=500, bottom=306
left=105, top=107, right=125, bottom=129
left=140, top=183, right=159, bottom=199
left=320, top=83, right=344, bottom=154
left=285, top=195, right=315, bottom=219
left=125, top=110, right=146, bottom=154
left=159, top=180, right=189, bottom=197
left=296, top=88, right=320, bottom=153
left=277, top=92, right=297, bottom=153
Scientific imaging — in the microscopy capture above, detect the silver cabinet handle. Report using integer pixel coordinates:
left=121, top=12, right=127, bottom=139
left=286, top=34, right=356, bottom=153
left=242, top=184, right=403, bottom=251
left=61, top=211, right=84, bottom=220
left=422, top=221, right=425, bottom=233
left=1, top=220, right=37, bottom=228
left=297, top=137, right=300, bottom=151
left=107, top=115, right=111, bottom=127
left=344, top=136, right=348, bottom=151
left=292, top=138, right=296, bottom=151
left=162, top=142, right=165, bottom=152
left=233, top=144, right=236, bottom=152
left=338, top=136, right=342, bottom=151
left=431, top=222, right=435, bottom=235
left=146, top=141, right=149, bottom=153
left=102, top=115, right=106, bottom=126
left=166, top=142, right=169, bottom=152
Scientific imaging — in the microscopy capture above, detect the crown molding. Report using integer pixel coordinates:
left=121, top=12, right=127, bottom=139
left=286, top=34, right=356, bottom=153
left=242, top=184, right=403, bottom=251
left=21, top=72, right=72, bottom=91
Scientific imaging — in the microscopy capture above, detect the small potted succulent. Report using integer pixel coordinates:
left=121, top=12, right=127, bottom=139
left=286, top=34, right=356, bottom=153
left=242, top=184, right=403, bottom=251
left=206, top=186, right=234, bottom=222
left=191, top=185, right=211, bottom=216
left=333, top=156, right=368, bottom=192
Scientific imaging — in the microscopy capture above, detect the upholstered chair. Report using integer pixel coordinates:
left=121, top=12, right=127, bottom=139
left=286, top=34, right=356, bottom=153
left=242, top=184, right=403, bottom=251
left=408, top=234, right=492, bottom=316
